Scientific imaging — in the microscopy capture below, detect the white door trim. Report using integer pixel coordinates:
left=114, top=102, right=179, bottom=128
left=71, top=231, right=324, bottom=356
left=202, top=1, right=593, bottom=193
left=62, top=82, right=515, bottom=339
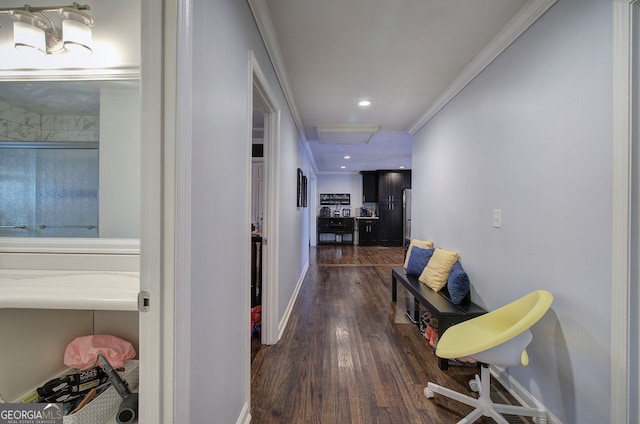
left=139, top=0, right=175, bottom=422
left=171, top=0, right=191, bottom=422
left=247, top=49, right=282, bottom=417
left=611, top=1, right=638, bottom=423
left=249, top=51, right=281, bottom=348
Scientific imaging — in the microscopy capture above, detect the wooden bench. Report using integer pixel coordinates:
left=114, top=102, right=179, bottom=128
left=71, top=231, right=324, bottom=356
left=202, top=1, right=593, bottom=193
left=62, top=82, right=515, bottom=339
left=391, top=266, right=486, bottom=370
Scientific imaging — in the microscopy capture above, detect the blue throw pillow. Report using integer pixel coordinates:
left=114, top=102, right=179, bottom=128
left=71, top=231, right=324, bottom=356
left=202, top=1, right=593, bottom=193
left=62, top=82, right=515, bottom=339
left=406, top=247, right=434, bottom=276
left=447, top=262, right=470, bottom=304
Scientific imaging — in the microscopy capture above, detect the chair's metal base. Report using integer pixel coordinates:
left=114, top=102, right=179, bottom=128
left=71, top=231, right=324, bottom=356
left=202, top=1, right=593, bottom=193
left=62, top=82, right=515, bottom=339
left=424, top=364, right=548, bottom=424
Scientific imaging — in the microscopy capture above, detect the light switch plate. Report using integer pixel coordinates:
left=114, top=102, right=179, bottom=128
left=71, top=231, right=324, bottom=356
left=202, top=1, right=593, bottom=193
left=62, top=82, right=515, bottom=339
left=493, top=209, right=501, bottom=228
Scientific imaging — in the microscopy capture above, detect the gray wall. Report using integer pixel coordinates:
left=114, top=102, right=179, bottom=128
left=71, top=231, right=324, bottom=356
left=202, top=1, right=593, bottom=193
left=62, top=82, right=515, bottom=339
left=189, top=0, right=310, bottom=422
left=316, top=173, right=364, bottom=216
left=411, top=0, right=611, bottom=422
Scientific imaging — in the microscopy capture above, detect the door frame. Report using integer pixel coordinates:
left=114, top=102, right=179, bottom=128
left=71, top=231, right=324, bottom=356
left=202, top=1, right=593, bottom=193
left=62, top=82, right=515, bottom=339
left=139, top=0, right=179, bottom=422
left=248, top=51, right=281, bottom=350
left=612, top=1, right=639, bottom=423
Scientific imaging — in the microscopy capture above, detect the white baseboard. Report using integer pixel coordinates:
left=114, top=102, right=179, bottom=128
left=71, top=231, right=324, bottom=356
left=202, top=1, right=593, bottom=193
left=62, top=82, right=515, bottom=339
left=490, top=366, right=563, bottom=424
left=278, top=261, right=309, bottom=340
left=235, top=401, right=251, bottom=424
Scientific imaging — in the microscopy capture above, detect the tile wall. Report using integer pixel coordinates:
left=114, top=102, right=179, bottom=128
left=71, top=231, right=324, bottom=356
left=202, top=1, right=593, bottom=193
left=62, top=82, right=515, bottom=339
left=0, top=99, right=99, bottom=142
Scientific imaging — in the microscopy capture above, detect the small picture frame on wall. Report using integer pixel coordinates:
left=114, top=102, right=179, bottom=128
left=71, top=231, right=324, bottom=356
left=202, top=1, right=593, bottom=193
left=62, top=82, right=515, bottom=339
left=302, top=175, right=308, bottom=207
left=297, top=168, right=303, bottom=207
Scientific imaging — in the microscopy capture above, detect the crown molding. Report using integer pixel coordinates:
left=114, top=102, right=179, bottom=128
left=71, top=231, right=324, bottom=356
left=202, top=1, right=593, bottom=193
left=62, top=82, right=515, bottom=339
left=247, top=0, right=318, bottom=174
left=408, top=0, right=557, bottom=134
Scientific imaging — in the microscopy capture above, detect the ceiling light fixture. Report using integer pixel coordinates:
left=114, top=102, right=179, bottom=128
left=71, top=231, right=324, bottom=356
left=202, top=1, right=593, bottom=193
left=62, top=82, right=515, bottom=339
left=358, top=100, right=371, bottom=107
left=0, top=3, right=94, bottom=55
left=344, top=155, right=350, bottom=159
left=340, top=165, right=346, bottom=169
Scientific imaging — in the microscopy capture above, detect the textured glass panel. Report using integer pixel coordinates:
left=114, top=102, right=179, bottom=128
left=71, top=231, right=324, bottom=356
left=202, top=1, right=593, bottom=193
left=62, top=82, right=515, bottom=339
left=0, top=149, right=36, bottom=237
left=35, top=149, right=99, bottom=237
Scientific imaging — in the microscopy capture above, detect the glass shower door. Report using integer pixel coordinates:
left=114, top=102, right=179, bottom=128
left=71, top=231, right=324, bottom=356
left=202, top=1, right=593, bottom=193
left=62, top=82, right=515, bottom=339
left=0, top=144, right=99, bottom=237
left=0, top=148, right=36, bottom=236
left=35, top=148, right=99, bottom=237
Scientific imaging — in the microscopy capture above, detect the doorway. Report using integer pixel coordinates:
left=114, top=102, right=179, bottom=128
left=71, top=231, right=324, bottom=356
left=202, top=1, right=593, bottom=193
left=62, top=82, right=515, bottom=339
left=248, top=51, right=281, bottom=364
left=251, top=86, right=267, bottom=361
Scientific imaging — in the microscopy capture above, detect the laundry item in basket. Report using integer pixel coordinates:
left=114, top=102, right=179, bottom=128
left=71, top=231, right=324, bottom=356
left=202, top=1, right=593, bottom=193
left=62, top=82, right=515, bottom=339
left=64, top=335, right=136, bottom=370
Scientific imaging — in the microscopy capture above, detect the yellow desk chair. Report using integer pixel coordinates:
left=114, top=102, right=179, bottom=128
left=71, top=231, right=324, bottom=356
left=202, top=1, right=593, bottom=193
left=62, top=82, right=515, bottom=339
left=425, top=290, right=553, bottom=424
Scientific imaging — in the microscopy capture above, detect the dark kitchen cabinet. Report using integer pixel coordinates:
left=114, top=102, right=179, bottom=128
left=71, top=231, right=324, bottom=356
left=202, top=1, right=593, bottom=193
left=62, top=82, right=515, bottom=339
left=377, top=171, right=411, bottom=246
left=361, top=171, right=378, bottom=203
left=377, top=200, right=403, bottom=244
left=357, top=170, right=411, bottom=246
left=378, top=171, right=410, bottom=203
left=357, top=219, right=379, bottom=246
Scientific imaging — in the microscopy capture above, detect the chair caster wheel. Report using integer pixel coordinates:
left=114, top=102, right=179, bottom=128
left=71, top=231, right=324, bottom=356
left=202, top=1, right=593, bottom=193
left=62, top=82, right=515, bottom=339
left=468, top=380, right=479, bottom=392
left=424, top=387, right=435, bottom=399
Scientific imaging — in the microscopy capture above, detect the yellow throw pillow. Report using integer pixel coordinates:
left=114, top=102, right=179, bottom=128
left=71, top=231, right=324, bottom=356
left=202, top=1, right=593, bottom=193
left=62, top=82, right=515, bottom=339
left=403, top=239, right=435, bottom=269
left=419, top=248, right=459, bottom=292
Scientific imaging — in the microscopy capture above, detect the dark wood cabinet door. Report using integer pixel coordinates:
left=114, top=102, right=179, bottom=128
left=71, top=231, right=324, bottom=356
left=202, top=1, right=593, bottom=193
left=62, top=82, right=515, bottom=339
left=377, top=201, right=403, bottom=245
left=388, top=203, right=403, bottom=243
left=368, top=221, right=379, bottom=242
left=378, top=172, right=398, bottom=202
left=378, top=171, right=410, bottom=203
left=361, top=172, right=378, bottom=203
left=358, top=219, right=379, bottom=245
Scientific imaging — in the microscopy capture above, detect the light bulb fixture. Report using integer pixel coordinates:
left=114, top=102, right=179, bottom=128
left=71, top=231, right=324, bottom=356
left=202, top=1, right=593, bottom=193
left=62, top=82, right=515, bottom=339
left=59, top=5, right=94, bottom=54
left=9, top=9, right=47, bottom=54
left=0, top=3, right=94, bottom=55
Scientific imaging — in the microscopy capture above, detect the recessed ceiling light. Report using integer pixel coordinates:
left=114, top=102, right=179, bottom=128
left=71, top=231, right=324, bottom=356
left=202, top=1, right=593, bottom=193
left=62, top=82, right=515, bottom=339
left=399, top=165, right=405, bottom=169
left=344, top=155, right=351, bottom=159
left=340, top=165, right=346, bottom=169
left=358, top=100, right=371, bottom=107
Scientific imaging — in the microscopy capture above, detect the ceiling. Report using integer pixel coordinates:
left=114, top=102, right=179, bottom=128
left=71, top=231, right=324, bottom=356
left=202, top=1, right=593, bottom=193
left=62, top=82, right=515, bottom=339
left=251, top=0, right=544, bottom=174
left=0, top=1, right=553, bottom=174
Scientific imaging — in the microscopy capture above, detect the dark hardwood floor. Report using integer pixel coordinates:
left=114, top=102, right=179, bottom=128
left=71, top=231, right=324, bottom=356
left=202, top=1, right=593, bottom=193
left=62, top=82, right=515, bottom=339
left=251, top=245, right=529, bottom=423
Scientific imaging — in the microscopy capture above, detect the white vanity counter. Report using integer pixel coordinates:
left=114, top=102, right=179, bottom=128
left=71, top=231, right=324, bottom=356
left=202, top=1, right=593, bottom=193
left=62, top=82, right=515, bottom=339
left=0, top=270, right=139, bottom=311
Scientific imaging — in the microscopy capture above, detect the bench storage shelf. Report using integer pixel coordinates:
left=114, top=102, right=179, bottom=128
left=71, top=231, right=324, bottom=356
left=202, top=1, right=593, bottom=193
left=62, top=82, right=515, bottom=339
left=391, top=266, right=486, bottom=370
left=317, top=217, right=354, bottom=245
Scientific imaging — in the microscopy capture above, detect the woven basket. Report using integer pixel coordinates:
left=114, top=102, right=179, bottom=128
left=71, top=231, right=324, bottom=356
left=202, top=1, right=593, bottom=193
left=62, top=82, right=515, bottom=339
left=63, top=360, right=139, bottom=424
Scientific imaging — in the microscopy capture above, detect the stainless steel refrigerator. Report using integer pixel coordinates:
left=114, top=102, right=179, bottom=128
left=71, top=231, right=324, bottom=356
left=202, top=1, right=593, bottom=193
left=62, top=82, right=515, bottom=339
left=402, top=188, right=411, bottom=246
